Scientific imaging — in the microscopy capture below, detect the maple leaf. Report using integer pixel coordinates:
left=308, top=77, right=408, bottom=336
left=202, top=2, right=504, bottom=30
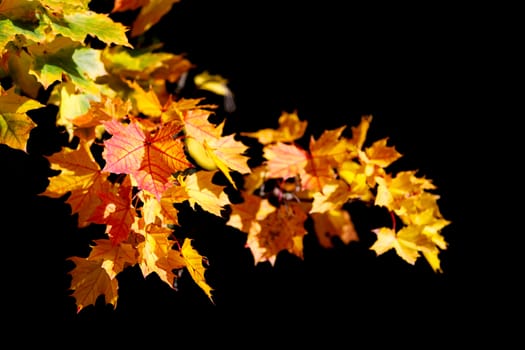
left=41, top=141, right=110, bottom=227
left=311, top=209, right=358, bottom=248
left=337, top=160, right=374, bottom=202
left=348, top=115, right=373, bottom=152
left=69, top=257, right=119, bottom=313
left=248, top=202, right=308, bottom=265
left=370, top=227, right=420, bottom=265
left=226, top=192, right=276, bottom=236
left=180, top=170, right=230, bottom=217
left=241, top=110, right=307, bottom=144
left=2, top=47, right=41, bottom=98
left=263, top=142, right=309, bottom=180
left=181, top=103, right=223, bottom=141
left=206, top=133, right=251, bottom=187
left=0, top=87, right=43, bottom=152
left=375, top=171, right=437, bottom=212
left=88, top=175, right=136, bottom=245
left=128, top=0, right=181, bottom=38
left=139, top=189, right=182, bottom=227
left=0, top=2, right=46, bottom=53
left=182, top=238, right=214, bottom=302
left=48, top=9, right=132, bottom=48
left=359, top=138, right=402, bottom=173
left=28, top=37, right=109, bottom=99
left=71, top=95, right=132, bottom=142
left=88, top=239, right=137, bottom=279
left=135, top=218, right=186, bottom=286
left=310, top=180, right=354, bottom=214
left=102, top=119, right=194, bottom=200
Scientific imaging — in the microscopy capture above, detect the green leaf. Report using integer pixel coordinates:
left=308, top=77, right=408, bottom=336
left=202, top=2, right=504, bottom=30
left=49, top=11, right=132, bottom=48
left=0, top=19, right=45, bottom=53
left=29, top=37, right=106, bottom=94
left=0, top=87, right=43, bottom=152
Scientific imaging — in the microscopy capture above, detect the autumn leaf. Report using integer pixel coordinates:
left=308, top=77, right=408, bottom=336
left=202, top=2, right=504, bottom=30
left=88, top=175, right=136, bottom=245
left=206, top=133, right=251, bottom=187
left=226, top=192, right=276, bottom=236
left=180, top=170, right=230, bottom=217
left=135, top=218, right=186, bottom=286
left=263, top=142, right=309, bottom=180
left=88, top=239, right=137, bottom=279
left=182, top=238, right=214, bottom=302
left=370, top=227, right=420, bottom=265
left=102, top=119, right=194, bottom=200
left=375, top=171, right=436, bottom=212
left=241, top=110, right=307, bottom=144
left=51, top=10, right=132, bottom=48
left=0, top=87, right=43, bottom=152
left=247, top=202, right=308, bottom=265
left=112, top=0, right=147, bottom=13
left=311, top=209, right=358, bottom=248
left=69, top=257, right=119, bottom=313
left=348, top=115, right=373, bottom=152
left=359, top=138, right=402, bottom=171
left=310, top=180, right=354, bottom=214
left=2, top=47, right=41, bottom=98
left=128, top=0, right=181, bottom=38
left=41, top=140, right=110, bottom=227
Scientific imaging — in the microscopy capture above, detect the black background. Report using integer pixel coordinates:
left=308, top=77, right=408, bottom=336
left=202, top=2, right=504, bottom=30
left=1, top=0, right=512, bottom=343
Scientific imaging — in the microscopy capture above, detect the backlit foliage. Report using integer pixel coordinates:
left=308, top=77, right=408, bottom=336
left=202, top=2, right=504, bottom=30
left=0, top=0, right=450, bottom=313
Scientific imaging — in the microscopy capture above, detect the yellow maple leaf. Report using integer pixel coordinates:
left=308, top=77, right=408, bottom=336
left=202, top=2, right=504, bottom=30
left=348, top=115, right=373, bottom=151
left=182, top=238, right=214, bottom=302
left=337, top=160, right=374, bottom=202
left=135, top=218, right=186, bottom=286
left=240, top=110, right=307, bottom=144
left=360, top=138, right=403, bottom=169
left=311, top=209, right=358, bottom=248
left=206, top=133, right=251, bottom=186
left=310, top=180, right=352, bottom=214
left=375, top=171, right=436, bottom=211
left=370, top=226, right=420, bottom=265
left=180, top=170, right=230, bottom=217
left=0, top=87, right=43, bottom=152
left=69, top=257, right=119, bottom=313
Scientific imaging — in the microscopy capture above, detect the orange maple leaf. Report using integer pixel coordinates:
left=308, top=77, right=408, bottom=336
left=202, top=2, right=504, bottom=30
left=263, top=142, right=309, bottom=180
left=89, top=175, right=136, bottom=245
left=87, top=239, right=137, bottom=279
left=311, top=209, right=358, bottom=248
left=41, top=141, right=110, bottom=227
left=134, top=218, right=186, bottom=286
left=128, top=0, right=181, bottom=38
left=240, top=110, right=307, bottom=144
left=102, top=119, right=193, bottom=200
left=247, top=202, right=308, bottom=265
left=226, top=192, right=276, bottom=235
left=69, top=257, right=119, bottom=313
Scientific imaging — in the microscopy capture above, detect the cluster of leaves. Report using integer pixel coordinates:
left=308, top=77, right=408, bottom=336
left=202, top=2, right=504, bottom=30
left=0, top=0, right=451, bottom=313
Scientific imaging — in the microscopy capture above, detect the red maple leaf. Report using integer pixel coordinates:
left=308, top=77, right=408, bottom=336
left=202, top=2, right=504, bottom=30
left=102, top=119, right=194, bottom=200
